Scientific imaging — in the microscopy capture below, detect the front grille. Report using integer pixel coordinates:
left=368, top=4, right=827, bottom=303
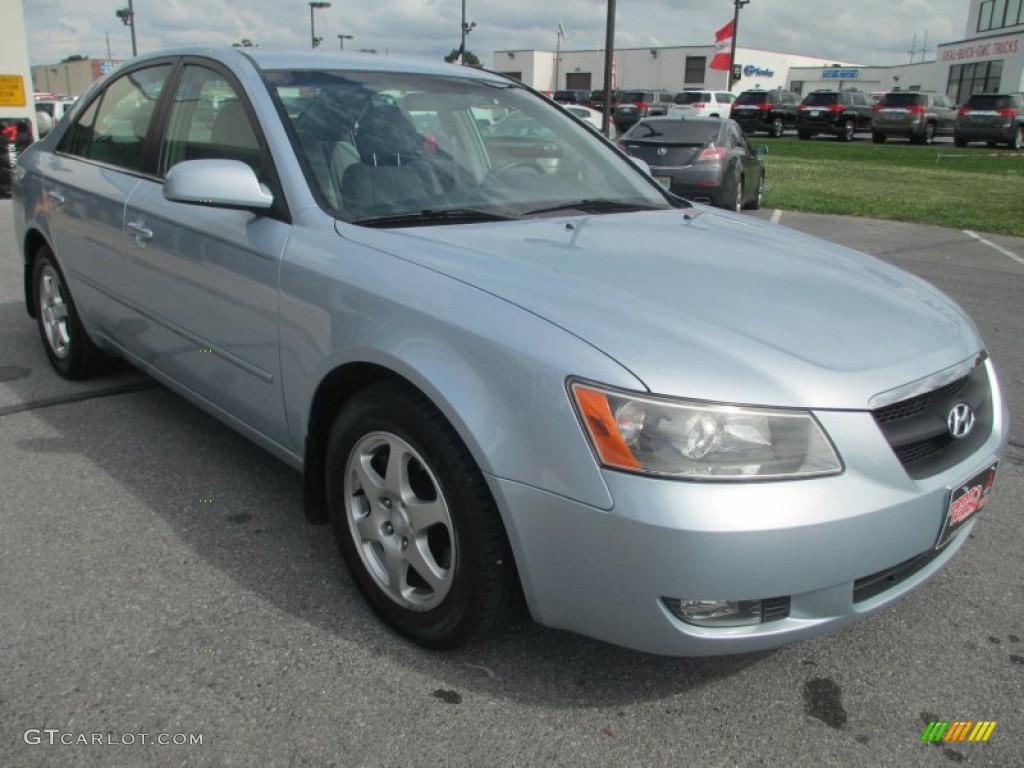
left=871, top=363, right=992, bottom=479
left=853, top=548, right=943, bottom=603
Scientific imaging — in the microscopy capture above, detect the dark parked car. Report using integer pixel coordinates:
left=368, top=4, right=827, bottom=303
left=612, top=90, right=674, bottom=131
left=797, top=90, right=874, bottom=141
left=552, top=89, right=590, bottom=105
left=730, top=89, right=800, bottom=137
left=619, top=116, right=765, bottom=211
left=1, top=117, right=34, bottom=197
left=954, top=93, right=1024, bottom=149
left=587, top=88, right=620, bottom=114
left=872, top=91, right=957, bottom=144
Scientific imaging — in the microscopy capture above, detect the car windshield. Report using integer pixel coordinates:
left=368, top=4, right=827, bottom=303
left=264, top=70, right=672, bottom=224
left=882, top=93, right=925, bottom=107
left=965, top=94, right=1012, bottom=109
left=735, top=91, right=769, bottom=105
left=674, top=92, right=710, bottom=104
left=802, top=92, right=840, bottom=106
left=623, top=119, right=720, bottom=143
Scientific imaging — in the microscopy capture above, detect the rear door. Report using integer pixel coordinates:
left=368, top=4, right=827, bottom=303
left=121, top=60, right=291, bottom=444
left=42, top=62, right=174, bottom=336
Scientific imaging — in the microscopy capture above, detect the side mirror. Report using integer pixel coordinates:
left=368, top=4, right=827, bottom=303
left=163, top=159, right=273, bottom=210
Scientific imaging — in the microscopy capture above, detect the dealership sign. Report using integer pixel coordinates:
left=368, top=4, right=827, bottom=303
left=743, top=64, right=775, bottom=78
left=940, top=36, right=1019, bottom=62
left=822, top=68, right=860, bottom=79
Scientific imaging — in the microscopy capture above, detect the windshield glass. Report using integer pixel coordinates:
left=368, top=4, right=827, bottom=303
left=674, top=92, right=710, bottom=104
left=264, top=70, right=671, bottom=223
left=735, top=91, right=769, bottom=105
left=623, top=119, right=720, bottom=143
left=965, top=94, right=1011, bottom=109
left=802, top=92, right=840, bottom=106
left=882, top=93, right=925, bottom=107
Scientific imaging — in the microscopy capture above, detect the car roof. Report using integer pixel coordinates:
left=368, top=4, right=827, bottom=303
left=122, top=47, right=511, bottom=84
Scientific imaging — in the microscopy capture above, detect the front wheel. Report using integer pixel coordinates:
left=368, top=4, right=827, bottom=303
left=326, top=381, right=518, bottom=649
left=743, top=172, right=764, bottom=211
left=769, top=117, right=784, bottom=138
left=839, top=120, right=855, bottom=142
left=33, top=247, right=105, bottom=379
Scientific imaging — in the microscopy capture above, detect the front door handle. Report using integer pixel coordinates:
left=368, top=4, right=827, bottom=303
left=46, top=190, right=65, bottom=206
left=126, top=219, right=154, bottom=246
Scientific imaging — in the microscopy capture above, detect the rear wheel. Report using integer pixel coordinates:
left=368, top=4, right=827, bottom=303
left=839, top=120, right=855, bottom=142
left=1010, top=125, right=1023, bottom=150
left=326, top=381, right=518, bottom=649
left=922, top=122, right=936, bottom=144
left=769, top=117, right=784, bottom=138
left=872, top=132, right=886, bottom=144
left=33, top=247, right=105, bottom=380
left=743, top=172, right=764, bottom=211
left=730, top=175, right=744, bottom=212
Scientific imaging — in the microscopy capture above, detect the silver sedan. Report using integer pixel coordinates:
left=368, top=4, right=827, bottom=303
left=10, top=48, right=1009, bottom=655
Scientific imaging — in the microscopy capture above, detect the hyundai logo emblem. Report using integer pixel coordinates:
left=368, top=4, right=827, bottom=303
left=947, top=402, right=976, bottom=440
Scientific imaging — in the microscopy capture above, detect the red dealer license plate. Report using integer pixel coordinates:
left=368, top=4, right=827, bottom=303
left=937, top=462, right=998, bottom=548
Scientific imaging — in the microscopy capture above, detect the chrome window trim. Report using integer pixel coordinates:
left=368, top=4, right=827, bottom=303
left=868, top=351, right=987, bottom=410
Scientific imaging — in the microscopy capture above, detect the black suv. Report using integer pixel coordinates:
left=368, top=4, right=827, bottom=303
left=796, top=90, right=874, bottom=141
left=954, top=93, right=1024, bottom=149
left=612, top=90, right=674, bottom=131
left=730, top=89, right=800, bottom=137
left=553, top=89, right=590, bottom=105
left=871, top=91, right=957, bottom=144
left=588, top=88, right=621, bottom=114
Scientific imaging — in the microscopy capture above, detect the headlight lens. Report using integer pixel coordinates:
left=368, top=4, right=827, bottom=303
left=570, top=382, right=842, bottom=480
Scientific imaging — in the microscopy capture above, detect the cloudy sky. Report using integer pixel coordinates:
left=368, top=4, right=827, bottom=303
left=23, top=0, right=972, bottom=67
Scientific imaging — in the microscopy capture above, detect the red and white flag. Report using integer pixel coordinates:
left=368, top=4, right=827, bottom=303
left=710, top=19, right=734, bottom=71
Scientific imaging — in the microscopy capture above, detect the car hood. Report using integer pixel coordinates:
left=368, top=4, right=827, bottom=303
left=337, top=209, right=980, bottom=409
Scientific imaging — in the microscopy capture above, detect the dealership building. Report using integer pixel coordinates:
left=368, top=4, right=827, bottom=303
left=493, top=0, right=1023, bottom=102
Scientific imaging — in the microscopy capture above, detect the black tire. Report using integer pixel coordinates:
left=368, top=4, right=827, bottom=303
left=872, top=132, right=886, bottom=144
left=839, top=119, right=855, bottom=142
left=1010, top=126, right=1023, bottom=150
left=798, top=131, right=812, bottom=140
left=743, top=172, right=764, bottom=211
left=32, top=247, right=105, bottom=380
left=923, top=123, right=936, bottom=145
left=954, top=134, right=968, bottom=148
left=325, top=381, right=518, bottom=649
left=769, top=116, right=784, bottom=138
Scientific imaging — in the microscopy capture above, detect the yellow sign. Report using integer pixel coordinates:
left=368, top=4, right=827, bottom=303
left=0, top=74, right=27, bottom=107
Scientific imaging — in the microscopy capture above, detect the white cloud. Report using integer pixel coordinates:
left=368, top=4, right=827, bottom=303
left=22, top=0, right=970, bottom=67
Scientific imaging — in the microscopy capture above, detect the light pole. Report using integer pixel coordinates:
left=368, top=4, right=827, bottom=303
left=115, top=0, right=138, bottom=58
left=729, top=0, right=750, bottom=90
left=309, top=2, right=331, bottom=49
left=554, top=23, right=565, bottom=92
left=338, top=34, right=353, bottom=50
left=460, top=0, right=476, bottom=65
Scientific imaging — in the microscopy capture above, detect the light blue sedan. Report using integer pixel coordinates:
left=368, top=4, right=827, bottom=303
left=11, top=49, right=1008, bottom=655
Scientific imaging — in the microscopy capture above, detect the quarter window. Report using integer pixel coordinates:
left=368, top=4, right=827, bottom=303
left=57, top=64, right=171, bottom=172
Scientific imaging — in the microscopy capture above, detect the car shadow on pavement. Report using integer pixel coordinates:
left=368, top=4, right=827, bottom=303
left=9, top=362, right=770, bottom=709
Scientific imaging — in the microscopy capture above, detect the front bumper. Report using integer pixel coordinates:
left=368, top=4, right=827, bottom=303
left=489, top=379, right=1009, bottom=656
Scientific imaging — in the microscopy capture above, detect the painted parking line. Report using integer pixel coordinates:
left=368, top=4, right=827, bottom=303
left=770, top=209, right=783, bottom=225
left=963, top=230, right=1024, bottom=267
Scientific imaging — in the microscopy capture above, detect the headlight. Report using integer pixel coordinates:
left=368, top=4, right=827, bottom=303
left=570, top=381, right=842, bottom=480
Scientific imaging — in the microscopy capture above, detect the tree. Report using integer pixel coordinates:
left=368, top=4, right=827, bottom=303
left=444, top=48, right=481, bottom=68
left=232, top=39, right=257, bottom=48
left=62, top=54, right=88, bottom=62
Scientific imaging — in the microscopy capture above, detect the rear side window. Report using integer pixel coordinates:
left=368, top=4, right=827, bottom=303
left=58, top=64, right=171, bottom=172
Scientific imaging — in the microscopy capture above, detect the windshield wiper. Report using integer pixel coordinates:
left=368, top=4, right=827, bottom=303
left=524, top=199, right=667, bottom=216
left=353, top=208, right=517, bottom=227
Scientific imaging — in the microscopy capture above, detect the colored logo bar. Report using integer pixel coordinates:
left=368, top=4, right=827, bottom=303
left=921, top=721, right=997, bottom=742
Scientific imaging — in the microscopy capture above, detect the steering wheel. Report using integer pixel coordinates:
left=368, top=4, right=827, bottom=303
left=487, top=160, right=546, bottom=183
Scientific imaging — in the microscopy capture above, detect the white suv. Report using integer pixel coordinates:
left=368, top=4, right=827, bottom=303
left=667, top=90, right=736, bottom=119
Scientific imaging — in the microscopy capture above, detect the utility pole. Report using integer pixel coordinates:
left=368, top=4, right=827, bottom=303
left=602, top=0, right=616, bottom=136
left=554, top=23, right=565, bottom=92
left=729, top=0, right=749, bottom=90
left=115, top=0, right=138, bottom=57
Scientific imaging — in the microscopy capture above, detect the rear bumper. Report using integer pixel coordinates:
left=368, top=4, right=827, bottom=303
left=955, top=124, right=1018, bottom=143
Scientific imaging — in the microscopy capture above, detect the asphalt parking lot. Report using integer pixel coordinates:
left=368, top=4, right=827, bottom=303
left=1, top=198, right=1022, bottom=767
